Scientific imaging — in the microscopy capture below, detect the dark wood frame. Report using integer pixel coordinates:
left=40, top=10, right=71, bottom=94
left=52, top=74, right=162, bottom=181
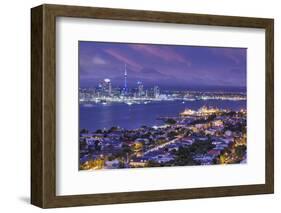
left=31, top=4, right=274, bottom=208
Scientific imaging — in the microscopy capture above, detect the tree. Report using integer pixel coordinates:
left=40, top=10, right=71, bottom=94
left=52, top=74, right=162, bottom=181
left=95, top=129, right=103, bottom=134
left=170, top=148, right=177, bottom=155
left=189, top=140, right=215, bottom=155
left=165, top=118, right=177, bottom=125
left=121, top=144, right=132, bottom=156
left=118, top=161, right=126, bottom=168
left=235, top=145, right=246, bottom=158
left=109, top=126, right=118, bottom=132
left=207, top=114, right=216, bottom=121
left=143, top=132, right=152, bottom=138
left=107, top=155, right=114, bottom=161
left=212, top=157, right=218, bottom=165
left=79, top=139, right=87, bottom=151
left=167, top=131, right=177, bottom=138
left=80, top=128, right=88, bottom=134
left=94, top=140, right=101, bottom=151
left=174, top=146, right=198, bottom=166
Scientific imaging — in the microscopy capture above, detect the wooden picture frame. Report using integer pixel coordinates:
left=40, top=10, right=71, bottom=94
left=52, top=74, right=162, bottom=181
left=31, top=4, right=274, bottom=208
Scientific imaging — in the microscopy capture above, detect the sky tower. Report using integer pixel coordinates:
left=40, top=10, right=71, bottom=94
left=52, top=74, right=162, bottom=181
left=124, top=64, right=128, bottom=94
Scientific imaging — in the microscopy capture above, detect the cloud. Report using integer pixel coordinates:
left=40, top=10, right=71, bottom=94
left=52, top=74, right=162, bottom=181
left=104, top=48, right=142, bottom=70
left=139, top=67, right=170, bottom=78
left=92, top=55, right=107, bottom=65
left=130, top=44, right=191, bottom=66
left=79, top=41, right=246, bottom=89
left=211, top=48, right=246, bottom=65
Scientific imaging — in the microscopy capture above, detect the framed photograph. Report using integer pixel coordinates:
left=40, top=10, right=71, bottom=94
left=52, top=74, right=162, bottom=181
left=31, top=4, right=274, bottom=208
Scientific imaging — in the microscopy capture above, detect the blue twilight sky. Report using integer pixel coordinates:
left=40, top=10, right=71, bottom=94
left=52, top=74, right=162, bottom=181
left=79, top=41, right=246, bottom=91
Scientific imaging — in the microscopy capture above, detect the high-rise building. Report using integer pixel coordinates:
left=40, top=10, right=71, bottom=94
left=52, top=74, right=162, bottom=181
left=101, top=78, right=112, bottom=96
left=154, top=86, right=160, bottom=98
left=137, top=81, right=144, bottom=97
left=108, top=81, right=112, bottom=96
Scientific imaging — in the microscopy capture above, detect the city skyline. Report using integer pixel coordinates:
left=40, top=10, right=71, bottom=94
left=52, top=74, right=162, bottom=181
left=79, top=41, right=247, bottom=91
left=79, top=41, right=247, bottom=171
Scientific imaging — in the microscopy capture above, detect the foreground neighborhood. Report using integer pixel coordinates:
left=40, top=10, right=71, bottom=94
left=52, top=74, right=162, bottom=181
left=79, top=106, right=247, bottom=170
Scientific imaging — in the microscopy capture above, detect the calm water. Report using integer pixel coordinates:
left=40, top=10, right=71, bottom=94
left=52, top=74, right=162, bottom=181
left=79, top=100, right=246, bottom=131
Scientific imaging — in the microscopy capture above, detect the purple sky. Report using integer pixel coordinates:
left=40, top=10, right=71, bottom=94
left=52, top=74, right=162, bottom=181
left=79, top=41, right=246, bottom=91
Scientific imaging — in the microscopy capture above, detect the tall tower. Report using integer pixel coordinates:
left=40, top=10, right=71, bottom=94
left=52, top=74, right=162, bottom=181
left=124, top=64, right=127, bottom=94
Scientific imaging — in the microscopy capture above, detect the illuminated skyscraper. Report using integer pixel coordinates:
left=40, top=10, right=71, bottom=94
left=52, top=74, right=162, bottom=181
left=137, top=81, right=144, bottom=97
left=154, top=86, right=160, bottom=98
left=124, top=64, right=128, bottom=94
left=101, top=78, right=112, bottom=96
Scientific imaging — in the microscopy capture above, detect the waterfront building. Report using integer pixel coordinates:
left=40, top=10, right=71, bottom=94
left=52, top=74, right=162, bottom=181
left=99, top=78, right=112, bottom=97
left=180, top=108, right=196, bottom=116
left=137, top=81, right=144, bottom=97
left=154, top=85, right=160, bottom=98
left=129, top=159, right=148, bottom=167
left=198, top=105, right=219, bottom=115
